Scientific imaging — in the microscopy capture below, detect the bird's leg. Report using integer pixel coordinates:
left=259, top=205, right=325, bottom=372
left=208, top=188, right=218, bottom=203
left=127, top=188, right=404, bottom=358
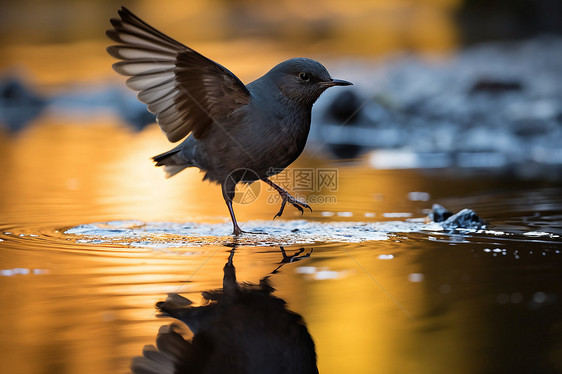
left=263, top=178, right=312, bottom=219
left=222, top=179, right=245, bottom=235
left=225, top=199, right=244, bottom=235
left=222, top=180, right=265, bottom=235
left=223, top=248, right=238, bottom=295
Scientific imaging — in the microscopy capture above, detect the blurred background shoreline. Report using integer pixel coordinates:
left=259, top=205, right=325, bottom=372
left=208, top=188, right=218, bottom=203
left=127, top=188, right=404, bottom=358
left=2, top=0, right=561, bottom=84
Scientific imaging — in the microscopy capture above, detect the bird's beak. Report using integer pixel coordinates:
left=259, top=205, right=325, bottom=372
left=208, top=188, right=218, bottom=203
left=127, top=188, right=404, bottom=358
left=326, top=78, right=353, bottom=87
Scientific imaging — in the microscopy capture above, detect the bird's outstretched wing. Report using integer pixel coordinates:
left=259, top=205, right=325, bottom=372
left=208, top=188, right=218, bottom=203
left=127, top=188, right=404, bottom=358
left=107, top=7, right=251, bottom=141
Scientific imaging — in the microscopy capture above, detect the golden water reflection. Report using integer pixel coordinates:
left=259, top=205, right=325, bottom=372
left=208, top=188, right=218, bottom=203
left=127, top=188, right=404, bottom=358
left=0, top=1, right=560, bottom=372
left=4, top=226, right=557, bottom=373
left=0, top=119, right=462, bottom=373
left=0, top=117, right=432, bottom=226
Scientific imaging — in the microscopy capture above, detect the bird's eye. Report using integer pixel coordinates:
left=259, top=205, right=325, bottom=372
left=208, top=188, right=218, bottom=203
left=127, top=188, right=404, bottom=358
left=299, top=72, right=310, bottom=81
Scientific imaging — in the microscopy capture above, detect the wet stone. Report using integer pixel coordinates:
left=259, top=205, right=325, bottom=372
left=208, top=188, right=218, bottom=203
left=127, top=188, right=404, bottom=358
left=430, top=204, right=453, bottom=223
left=441, top=208, right=486, bottom=231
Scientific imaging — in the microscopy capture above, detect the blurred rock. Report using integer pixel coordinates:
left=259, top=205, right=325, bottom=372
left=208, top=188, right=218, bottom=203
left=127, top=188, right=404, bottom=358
left=2, top=37, right=561, bottom=173
left=329, top=143, right=363, bottom=159
left=49, top=87, right=156, bottom=130
left=469, top=79, right=523, bottom=95
left=0, top=76, right=46, bottom=130
left=310, top=37, right=562, bottom=172
left=112, top=88, right=157, bottom=129
left=324, top=89, right=361, bottom=124
left=316, top=89, right=400, bottom=158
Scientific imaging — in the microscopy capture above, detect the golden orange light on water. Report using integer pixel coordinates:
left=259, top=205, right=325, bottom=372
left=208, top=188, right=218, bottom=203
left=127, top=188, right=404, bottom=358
left=2, top=1, right=560, bottom=373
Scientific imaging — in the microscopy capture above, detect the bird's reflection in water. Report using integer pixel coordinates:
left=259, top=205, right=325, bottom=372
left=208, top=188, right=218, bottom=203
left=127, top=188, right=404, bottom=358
left=132, top=246, right=317, bottom=374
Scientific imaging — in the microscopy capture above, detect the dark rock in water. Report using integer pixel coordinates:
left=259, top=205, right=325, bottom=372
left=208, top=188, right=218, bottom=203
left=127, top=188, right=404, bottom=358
left=429, top=204, right=485, bottom=230
left=0, top=77, right=46, bottom=130
left=512, top=119, right=554, bottom=138
left=329, top=143, right=363, bottom=159
left=324, top=89, right=362, bottom=124
left=322, top=90, right=365, bottom=158
left=430, top=203, right=453, bottom=223
left=97, top=87, right=156, bottom=130
left=317, top=89, right=401, bottom=159
left=309, top=38, right=562, bottom=170
left=47, top=86, right=156, bottom=130
left=470, top=79, right=523, bottom=95
left=114, top=90, right=156, bottom=130
left=441, top=208, right=485, bottom=230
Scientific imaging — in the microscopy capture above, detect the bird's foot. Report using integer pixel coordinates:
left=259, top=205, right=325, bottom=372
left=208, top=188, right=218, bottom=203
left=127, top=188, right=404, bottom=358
left=280, top=247, right=313, bottom=263
left=271, top=247, right=314, bottom=274
left=232, top=226, right=266, bottom=236
left=228, top=201, right=266, bottom=235
left=274, top=192, right=312, bottom=219
left=263, top=178, right=312, bottom=219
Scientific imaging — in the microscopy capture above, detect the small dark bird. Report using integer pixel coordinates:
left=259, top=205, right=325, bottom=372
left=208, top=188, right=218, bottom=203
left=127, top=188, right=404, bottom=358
left=106, top=7, right=351, bottom=235
left=131, top=248, right=318, bottom=374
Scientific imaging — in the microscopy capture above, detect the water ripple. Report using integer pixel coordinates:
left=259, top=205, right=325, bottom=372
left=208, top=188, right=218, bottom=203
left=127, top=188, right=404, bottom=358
left=64, top=219, right=445, bottom=247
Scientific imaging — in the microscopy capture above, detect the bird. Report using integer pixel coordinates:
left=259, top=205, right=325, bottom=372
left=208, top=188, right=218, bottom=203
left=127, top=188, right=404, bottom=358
left=130, top=248, right=318, bottom=374
left=106, top=7, right=352, bottom=235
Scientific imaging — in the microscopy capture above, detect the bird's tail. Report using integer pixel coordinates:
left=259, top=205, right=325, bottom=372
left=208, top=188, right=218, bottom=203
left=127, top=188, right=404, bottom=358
left=153, top=147, right=192, bottom=178
left=130, top=323, right=193, bottom=374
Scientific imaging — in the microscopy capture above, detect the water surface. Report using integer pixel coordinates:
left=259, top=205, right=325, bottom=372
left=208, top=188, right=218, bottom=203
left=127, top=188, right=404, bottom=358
left=1, top=123, right=561, bottom=373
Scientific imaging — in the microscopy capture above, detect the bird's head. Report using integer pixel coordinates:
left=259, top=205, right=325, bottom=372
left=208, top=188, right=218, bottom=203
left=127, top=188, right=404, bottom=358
left=266, top=58, right=352, bottom=106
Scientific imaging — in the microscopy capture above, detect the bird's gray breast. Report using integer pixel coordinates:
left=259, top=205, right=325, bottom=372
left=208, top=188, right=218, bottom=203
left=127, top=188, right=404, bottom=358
left=192, top=87, right=312, bottom=183
left=243, top=98, right=312, bottom=177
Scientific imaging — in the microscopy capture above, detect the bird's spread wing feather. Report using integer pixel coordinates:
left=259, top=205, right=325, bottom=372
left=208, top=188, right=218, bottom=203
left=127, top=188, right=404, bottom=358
left=107, top=7, right=251, bottom=141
